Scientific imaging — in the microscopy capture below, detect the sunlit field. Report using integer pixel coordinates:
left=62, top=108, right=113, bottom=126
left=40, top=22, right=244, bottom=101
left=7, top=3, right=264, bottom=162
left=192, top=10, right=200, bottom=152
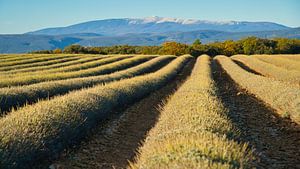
left=0, top=54, right=299, bottom=168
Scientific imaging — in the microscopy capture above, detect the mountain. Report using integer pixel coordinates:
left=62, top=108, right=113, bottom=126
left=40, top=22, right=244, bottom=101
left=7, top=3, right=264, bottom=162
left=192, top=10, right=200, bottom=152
left=0, top=33, right=100, bottom=53
left=28, top=16, right=290, bottom=36
left=1, top=28, right=300, bottom=53
left=78, top=28, right=300, bottom=46
left=0, top=17, right=298, bottom=53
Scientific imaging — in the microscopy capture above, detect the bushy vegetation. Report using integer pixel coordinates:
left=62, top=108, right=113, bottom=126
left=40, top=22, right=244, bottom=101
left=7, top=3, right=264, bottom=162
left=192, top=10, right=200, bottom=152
left=30, top=37, right=300, bottom=56
left=0, top=54, right=76, bottom=69
left=232, top=55, right=300, bottom=85
left=1, top=52, right=299, bottom=168
left=0, top=55, right=127, bottom=76
left=274, top=54, right=300, bottom=61
left=0, top=56, right=80, bottom=72
left=0, top=55, right=154, bottom=87
left=0, top=55, right=174, bottom=113
left=0, top=55, right=191, bottom=169
left=215, top=56, right=300, bottom=124
left=131, top=55, right=253, bottom=168
left=0, top=54, right=65, bottom=62
left=253, top=55, right=300, bottom=72
left=0, top=55, right=105, bottom=75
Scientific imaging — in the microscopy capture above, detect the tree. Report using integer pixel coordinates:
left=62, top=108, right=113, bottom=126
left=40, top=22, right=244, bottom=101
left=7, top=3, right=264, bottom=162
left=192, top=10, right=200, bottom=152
left=275, top=38, right=300, bottom=54
left=29, top=37, right=300, bottom=56
left=190, top=39, right=205, bottom=57
left=159, top=41, right=190, bottom=56
left=241, top=37, right=259, bottom=55
left=240, top=37, right=276, bottom=55
left=141, top=46, right=161, bottom=55
left=53, top=48, right=62, bottom=54
left=193, top=39, right=202, bottom=46
left=63, top=44, right=86, bottom=54
left=29, top=50, right=52, bottom=54
left=222, top=40, right=239, bottom=56
left=205, top=44, right=221, bottom=56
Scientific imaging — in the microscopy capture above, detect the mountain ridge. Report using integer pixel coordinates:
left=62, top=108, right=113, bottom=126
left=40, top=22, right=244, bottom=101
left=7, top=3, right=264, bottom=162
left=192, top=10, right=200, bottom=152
left=1, top=27, right=300, bottom=53
left=1, top=17, right=298, bottom=53
left=27, top=16, right=290, bottom=36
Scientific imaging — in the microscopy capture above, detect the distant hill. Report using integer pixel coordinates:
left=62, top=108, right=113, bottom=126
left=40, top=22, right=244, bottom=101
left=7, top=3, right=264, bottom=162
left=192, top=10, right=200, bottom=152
left=0, top=17, right=299, bottom=53
left=1, top=28, right=299, bottom=53
left=27, top=16, right=290, bottom=36
left=0, top=33, right=103, bottom=53
left=78, top=28, right=300, bottom=46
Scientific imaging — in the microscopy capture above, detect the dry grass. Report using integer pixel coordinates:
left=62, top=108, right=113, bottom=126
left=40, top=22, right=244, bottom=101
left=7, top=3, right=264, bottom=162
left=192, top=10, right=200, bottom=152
left=0, top=55, right=191, bottom=168
left=231, top=55, right=300, bottom=85
left=43, top=55, right=133, bottom=73
left=0, top=56, right=81, bottom=72
left=131, top=55, right=253, bottom=169
left=0, top=54, right=79, bottom=68
left=215, top=55, right=300, bottom=124
left=0, top=55, right=106, bottom=75
left=253, top=55, right=300, bottom=72
left=273, top=54, right=300, bottom=62
left=0, top=55, right=131, bottom=77
left=0, top=54, right=63, bottom=62
left=0, top=55, right=174, bottom=113
left=0, top=55, right=154, bottom=87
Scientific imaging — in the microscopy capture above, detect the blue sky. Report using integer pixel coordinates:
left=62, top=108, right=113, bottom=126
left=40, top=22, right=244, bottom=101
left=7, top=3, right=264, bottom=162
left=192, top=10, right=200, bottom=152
left=0, top=0, right=299, bottom=34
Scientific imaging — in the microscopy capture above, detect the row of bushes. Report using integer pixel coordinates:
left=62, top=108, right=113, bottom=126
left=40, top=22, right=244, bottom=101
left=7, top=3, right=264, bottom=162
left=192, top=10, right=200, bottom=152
left=0, top=55, right=153, bottom=87
left=131, top=55, right=252, bottom=168
left=253, top=55, right=300, bottom=72
left=30, top=37, right=300, bottom=56
left=232, top=55, right=300, bottom=85
left=0, top=55, right=174, bottom=113
left=0, top=54, right=75, bottom=68
left=0, top=55, right=190, bottom=168
left=215, top=56, right=300, bottom=124
left=0, top=55, right=104, bottom=74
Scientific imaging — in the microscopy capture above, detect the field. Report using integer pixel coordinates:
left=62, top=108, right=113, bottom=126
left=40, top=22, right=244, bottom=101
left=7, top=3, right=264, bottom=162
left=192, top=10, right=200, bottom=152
left=0, top=54, right=299, bottom=169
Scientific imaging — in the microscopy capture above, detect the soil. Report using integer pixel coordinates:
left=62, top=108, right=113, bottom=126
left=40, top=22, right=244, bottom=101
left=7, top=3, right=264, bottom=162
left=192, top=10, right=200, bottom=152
left=232, top=60, right=262, bottom=75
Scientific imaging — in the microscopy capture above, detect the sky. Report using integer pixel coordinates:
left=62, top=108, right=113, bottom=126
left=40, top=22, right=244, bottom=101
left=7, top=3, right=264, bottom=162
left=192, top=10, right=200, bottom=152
left=0, top=0, right=299, bottom=34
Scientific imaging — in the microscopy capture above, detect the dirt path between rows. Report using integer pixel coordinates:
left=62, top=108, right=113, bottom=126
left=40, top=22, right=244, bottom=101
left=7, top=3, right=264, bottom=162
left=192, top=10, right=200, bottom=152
left=213, top=60, right=300, bottom=169
left=48, top=59, right=195, bottom=169
left=232, top=60, right=262, bottom=75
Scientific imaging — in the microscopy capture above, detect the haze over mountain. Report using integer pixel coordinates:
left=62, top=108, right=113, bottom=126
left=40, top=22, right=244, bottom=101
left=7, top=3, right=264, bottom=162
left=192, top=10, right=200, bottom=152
left=28, top=16, right=290, bottom=35
left=1, top=17, right=299, bottom=53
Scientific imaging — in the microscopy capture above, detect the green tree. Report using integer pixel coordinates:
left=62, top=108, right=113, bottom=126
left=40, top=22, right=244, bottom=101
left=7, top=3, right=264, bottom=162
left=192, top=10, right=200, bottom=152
left=141, top=46, right=161, bottom=55
left=275, top=38, right=300, bottom=54
left=159, top=41, right=190, bottom=56
left=53, top=48, right=62, bottom=54
left=222, top=40, right=239, bottom=56
left=241, top=37, right=259, bottom=55
left=63, top=44, right=86, bottom=54
left=29, top=37, right=300, bottom=56
left=240, top=37, right=276, bottom=55
left=193, top=39, right=202, bottom=46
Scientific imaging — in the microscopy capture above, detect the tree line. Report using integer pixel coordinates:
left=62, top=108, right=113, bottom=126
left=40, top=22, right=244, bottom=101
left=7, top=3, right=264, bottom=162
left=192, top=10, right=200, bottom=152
left=30, top=37, right=300, bottom=56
